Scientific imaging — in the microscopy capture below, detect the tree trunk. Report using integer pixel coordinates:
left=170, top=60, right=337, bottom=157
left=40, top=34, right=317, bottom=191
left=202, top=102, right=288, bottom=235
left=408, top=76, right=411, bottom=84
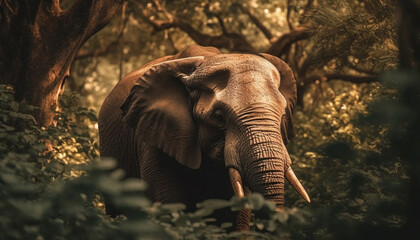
left=0, top=0, right=124, bottom=126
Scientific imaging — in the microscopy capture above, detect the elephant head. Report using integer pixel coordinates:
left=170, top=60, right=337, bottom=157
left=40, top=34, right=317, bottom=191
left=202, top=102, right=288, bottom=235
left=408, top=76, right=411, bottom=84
left=120, top=46, right=310, bottom=209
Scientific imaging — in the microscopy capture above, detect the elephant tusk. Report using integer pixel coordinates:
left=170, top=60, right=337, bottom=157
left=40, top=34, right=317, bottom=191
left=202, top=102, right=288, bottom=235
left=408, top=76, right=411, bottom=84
left=285, top=166, right=311, bottom=203
left=229, top=168, right=245, bottom=198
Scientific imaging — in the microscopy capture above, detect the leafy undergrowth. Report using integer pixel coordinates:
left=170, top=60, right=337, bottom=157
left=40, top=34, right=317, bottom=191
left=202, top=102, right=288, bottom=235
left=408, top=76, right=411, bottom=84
left=1, top=69, right=416, bottom=240
left=286, top=77, right=412, bottom=239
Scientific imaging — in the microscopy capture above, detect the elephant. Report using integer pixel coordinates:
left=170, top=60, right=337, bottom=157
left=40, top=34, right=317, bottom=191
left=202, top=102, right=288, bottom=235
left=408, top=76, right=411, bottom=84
left=98, top=45, right=310, bottom=230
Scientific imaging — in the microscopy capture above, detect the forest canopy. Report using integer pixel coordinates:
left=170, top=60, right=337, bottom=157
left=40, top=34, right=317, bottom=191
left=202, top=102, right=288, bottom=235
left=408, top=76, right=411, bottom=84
left=73, top=0, right=398, bottom=112
left=0, top=0, right=419, bottom=239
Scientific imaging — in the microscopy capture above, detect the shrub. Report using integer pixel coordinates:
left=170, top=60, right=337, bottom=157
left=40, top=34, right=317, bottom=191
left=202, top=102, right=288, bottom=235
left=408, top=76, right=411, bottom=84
left=0, top=85, right=166, bottom=240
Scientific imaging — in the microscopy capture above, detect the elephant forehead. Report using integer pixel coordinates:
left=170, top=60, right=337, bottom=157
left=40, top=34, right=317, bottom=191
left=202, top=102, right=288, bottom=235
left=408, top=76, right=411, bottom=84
left=209, top=54, right=277, bottom=71
left=199, top=54, right=280, bottom=85
left=199, top=55, right=285, bottom=111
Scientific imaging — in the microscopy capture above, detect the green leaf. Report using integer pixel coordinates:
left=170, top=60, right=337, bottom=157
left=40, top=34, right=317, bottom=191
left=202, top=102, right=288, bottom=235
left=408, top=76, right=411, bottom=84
left=114, top=196, right=151, bottom=208
left=246, top=193, right=266, bottom=210
left=0, top=173, right=19, bottom=184
left=0, top=123, right=14, bottom=131
left=196, top=199, right=231, bottom=210
left=220, top=222, right=233, bottom=229
left=9, top=200, right=50, bottom=221
left=120, top=179, right=147, bottom=192
left=161, top=203, right=186, bottom=212
left=273, top=211, right=289, bottom=224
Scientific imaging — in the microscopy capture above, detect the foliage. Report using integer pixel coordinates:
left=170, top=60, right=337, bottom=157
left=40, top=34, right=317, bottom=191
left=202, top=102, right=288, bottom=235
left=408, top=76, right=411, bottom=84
left=307, top=0, right=398, bottom=73
left=286, top=78, right=410, bottom=239
left=0, top=85, right=165, bottom=240
left=149, top=193, right=310, bottom=240
left=48, top=92, right=100, bottom=167
left=0, top=84, right=59, bottom=185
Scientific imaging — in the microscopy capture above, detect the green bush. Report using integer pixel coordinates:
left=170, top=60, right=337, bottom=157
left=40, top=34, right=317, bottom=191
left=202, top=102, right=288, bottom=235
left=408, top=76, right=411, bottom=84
left=0, top=85, right=166, bottom=240
left=286, top=77, right=411, bottom=239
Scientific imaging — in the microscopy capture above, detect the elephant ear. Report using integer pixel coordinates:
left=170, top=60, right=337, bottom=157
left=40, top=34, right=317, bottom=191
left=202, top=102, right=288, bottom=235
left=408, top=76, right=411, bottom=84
left=120, top=56, right=205, bottom=169
left=259, top=53, right=297, bottom=144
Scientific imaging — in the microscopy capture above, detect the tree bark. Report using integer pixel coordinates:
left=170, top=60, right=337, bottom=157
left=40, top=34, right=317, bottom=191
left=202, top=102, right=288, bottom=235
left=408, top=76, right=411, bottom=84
left=0, top=0, right=124, bottom=127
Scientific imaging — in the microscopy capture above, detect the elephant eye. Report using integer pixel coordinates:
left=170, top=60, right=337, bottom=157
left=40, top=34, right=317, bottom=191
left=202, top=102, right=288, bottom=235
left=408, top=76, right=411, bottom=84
left=210, top=109, right=225, bottom=127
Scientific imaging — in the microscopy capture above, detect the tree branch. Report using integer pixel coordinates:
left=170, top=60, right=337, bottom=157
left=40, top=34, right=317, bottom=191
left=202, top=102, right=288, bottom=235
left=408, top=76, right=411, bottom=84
left=294, top=53, right=314, bottom=79
left=215, top=14, right=228, bottom=34
left=301, top=73, right=377, bottom=85
left=76, top=14, right=129, bottom=60
left=140, top=8, right=175, bottom=30
left=286, top=0, right=295, bottom=30
left=268, top=24, right=310, bottom=57
left=46, top=0, right=124, bottom=87
left=3, top=0, right=18, bottom=15
left=63, top=0, right=124, bottom=42
left=348, top=64, right=379, bottom=75
left=140, top=1, right=255, bottom=52
left=176, top=19, right=255, bottom=52
left=241, top=5, right=274, bottom=42
left=300, top=0, right=315, bottom=24
left=152, top=0, right=173, bottom=22
left=166, top=30, right=179, bottom=53
left=306, top=0, right=315, bottom=8
left=43, top=0, right=62, bottom=15
left=128, top=14, right=142, bottom=31
left=118, top=2, right=127, bottom=81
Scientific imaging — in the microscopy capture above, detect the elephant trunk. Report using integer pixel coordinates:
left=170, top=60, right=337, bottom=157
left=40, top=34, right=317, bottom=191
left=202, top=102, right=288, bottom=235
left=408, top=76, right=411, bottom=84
left=233, top=131, right=310, bottom=206
left=226, top=106, right=310, bottom=207
left=242, top=132, right=287, bottom=207
left=225, top=107, right=288, bottom=207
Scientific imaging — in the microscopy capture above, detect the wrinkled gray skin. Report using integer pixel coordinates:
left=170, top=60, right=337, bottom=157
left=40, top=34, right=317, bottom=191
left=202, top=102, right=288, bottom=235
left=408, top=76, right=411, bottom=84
left=99, top=45, right=297, bottom=230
